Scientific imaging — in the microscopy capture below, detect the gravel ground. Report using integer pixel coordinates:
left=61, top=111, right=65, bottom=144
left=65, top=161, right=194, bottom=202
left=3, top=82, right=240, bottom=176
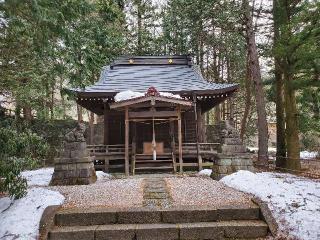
left=50, top=178, right=144, bottom=209
left=165, top=176, right=255, bottom=208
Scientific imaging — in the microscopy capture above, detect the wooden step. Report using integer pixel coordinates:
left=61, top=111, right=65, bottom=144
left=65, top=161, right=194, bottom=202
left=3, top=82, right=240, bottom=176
left=135, top=166, right=173, bottom=171
left=135, top=160, right=173, bottom=163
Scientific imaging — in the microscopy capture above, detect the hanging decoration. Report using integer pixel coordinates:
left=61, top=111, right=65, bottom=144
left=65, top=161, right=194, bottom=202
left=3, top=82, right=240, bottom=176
left=152, top=117, right=157, bottom=161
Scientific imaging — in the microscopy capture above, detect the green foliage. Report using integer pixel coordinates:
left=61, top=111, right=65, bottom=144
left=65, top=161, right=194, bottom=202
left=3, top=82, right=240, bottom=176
left=0, top=119, right=49, bottom=199
left=0, top=156, right=28, bottom=199
left=0, top=0, right=125, bottom=119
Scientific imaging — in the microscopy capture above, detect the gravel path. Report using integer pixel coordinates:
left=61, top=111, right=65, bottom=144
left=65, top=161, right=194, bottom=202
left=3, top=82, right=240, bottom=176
left=165, top=176, right=255, bottom=208
left=143, top=177, right=171, bottom=208
left=50, top=178, right=144, bottom=209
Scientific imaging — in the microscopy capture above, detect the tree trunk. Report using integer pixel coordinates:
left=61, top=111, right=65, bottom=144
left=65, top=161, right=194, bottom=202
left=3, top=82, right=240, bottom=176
left=277, top=0, right=301, bottom=171
left=240, top=53, right=252, bottom=142
left=283, top=71, right=301, bottom=170
left=273, top=0, right=287, bottom=167
left=23, top=105, right=32, bottom=121
left=77, top=104, right=83, bottom=123
left=137, top=0, right=142, bottom=54
left=214, top=105, right=221, bottom=123
left=89, top=111, right=95, bottom=145
left=243, top=0, right=269, bottom=165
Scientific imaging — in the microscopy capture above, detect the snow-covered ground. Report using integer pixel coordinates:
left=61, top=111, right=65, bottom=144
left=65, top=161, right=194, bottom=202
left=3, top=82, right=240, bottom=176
left=21, top=168, right=54, bottom=186
left=0, top=168, right=127, bottom=239
left=197, top=169, right=212, bottom=176
left=221, top=170, right=320, bottom=240
left=0, top=168, right=64, bottom=239
left=0, top=188, right=64, bottom=239
left=300, top=151, right=318, bottom=159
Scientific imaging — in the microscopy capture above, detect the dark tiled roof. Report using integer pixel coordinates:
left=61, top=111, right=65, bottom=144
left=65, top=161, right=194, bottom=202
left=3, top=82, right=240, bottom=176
left=75, top=56, right=238, bottom=96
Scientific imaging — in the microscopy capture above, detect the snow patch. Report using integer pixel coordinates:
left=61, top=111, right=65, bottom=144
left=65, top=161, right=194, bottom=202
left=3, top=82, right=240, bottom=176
left=114, top=90, right=182, bottom=102
left=198, top=169, right=212, bottom=176
left=221, top=170, right=320, bottom=240
left=96, top=171, right=112, bottom=181
left=21, top=168, right=54, bottom=186
left=300, top=151, right=318, bottom=159
left=114, top=90, right=144, bottom=102
left=0, top=188, right=64, bottom=239
left=159, top=92, right=181, bottom=99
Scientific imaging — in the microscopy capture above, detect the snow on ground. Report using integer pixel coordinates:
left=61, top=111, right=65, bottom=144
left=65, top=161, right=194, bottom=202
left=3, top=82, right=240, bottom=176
left=300, top=151, right=318, bottom=159
left=114, top=90, right=182, bottom=102
left=96, top=170, right=113, bottom=181
left=0, top=168, right=127, bottom=239
left=197, top=169, right=212, bottom=176
left=0, top=188, right=64, bottom=240
left=21, top=168, right=54, bottom=186
left=221, top=170, right=320, bottom=240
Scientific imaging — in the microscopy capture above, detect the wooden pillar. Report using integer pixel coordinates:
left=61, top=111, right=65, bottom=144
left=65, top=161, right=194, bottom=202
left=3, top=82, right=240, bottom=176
left=177, top=106, right=183, bottom=173
left=195, top=103, right=203, bottom=171
left=125, top=106, right=129, bottom=176
left=131, top=122, right=136, bottom=175
left=170, top=120, right=177, bottom=172
left=103, top=103, right=109, bottom=145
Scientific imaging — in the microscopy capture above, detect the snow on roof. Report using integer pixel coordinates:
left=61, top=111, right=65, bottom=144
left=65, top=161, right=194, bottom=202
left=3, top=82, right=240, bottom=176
left=114, top=90, right=182, bottom=102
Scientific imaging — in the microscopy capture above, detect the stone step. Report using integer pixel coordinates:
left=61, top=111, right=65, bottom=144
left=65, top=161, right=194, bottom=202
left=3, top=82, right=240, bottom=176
left=49, top=220, right=268, bottom=240
left=55, top=206, right=260, bottom=226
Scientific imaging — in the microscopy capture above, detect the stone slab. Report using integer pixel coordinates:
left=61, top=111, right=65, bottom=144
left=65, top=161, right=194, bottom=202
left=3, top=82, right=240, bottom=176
left=49, top=226, right=96, bottom=240
left=179, top=222, right=224, bottom=240
left=118, top=209, right=161, bottom=224
left=222, top=220, right=268, bottom=238
left=55, top=209, right=117, bottom=226
left=135, top=223, right=179, bottom=240
left=161, top=207, right=218, bottom=223
left=95, top=224, right=136, bottom=240
left=217, top=206, right=260, bottom=221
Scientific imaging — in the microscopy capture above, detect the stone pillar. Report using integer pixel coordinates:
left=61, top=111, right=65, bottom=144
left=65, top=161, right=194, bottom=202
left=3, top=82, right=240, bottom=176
left=211, top=120, right=255, bottom=180
left=51, top=123, right=97, bottom=185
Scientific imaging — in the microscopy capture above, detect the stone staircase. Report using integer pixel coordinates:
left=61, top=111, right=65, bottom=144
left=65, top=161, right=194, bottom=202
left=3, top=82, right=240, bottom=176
left=134, top=153, right=175, bottom=173
left=47, top=205, right=269, bottom=240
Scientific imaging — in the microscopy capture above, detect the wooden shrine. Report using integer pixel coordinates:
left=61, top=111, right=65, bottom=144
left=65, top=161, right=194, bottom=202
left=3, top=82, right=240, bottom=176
left=74, top=55, right=239, bottom=175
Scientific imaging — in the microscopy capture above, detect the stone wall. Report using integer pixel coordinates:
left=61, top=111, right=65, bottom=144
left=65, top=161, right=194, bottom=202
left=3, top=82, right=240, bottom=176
left=212, top=154, right=255, bottom=180
left=50, top=124, right=97, bottom=185
left=210, top=120, right=255, bottom=180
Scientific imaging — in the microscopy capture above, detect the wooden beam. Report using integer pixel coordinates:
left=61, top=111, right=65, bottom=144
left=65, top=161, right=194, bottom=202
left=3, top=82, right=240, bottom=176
left=131, top=122, right=136, bottom=175
left=195, top=101, right=203, bottom=171
left=110, top=96, right=192, bottom=109
left=125, top=106, right=129, bottom=176
left=128, top=110, right=178, bottom=119
left=170, top=121, right=177, bottom=172
left=177, top=106, right=183, bottom=173
left=103, top=103, right=109, bottom=145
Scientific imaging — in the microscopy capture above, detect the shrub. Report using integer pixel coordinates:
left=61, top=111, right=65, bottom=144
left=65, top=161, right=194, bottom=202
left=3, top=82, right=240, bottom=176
left=0, top=125, right=49, bottom=199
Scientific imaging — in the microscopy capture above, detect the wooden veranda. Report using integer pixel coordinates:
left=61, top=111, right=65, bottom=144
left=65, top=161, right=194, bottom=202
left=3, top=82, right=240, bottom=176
left=87, top=142, right=220, bottom=174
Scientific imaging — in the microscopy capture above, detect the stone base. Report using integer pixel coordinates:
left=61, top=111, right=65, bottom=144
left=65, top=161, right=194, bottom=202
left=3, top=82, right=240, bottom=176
left=50, top=157, right=97, bottom=186
left=211, top=154, right=255, bottom=180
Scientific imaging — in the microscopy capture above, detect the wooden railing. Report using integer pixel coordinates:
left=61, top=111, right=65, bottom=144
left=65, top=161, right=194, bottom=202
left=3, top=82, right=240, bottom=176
left=87, top=144, right=131, bottom=155
left=178, top=142, right=220, bottom=154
